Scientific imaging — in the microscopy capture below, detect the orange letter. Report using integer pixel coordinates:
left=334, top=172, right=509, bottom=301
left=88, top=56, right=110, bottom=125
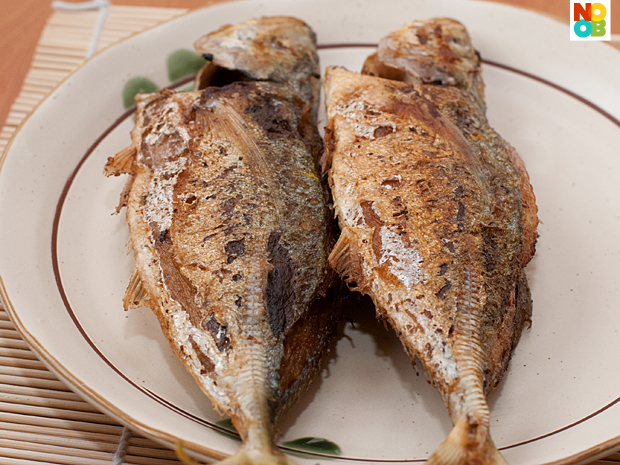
left=574, top=3, right=591, bottom=21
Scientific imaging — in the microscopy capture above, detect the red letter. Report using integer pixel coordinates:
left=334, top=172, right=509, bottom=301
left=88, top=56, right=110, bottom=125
left=574, top=3, right=591, bottom=21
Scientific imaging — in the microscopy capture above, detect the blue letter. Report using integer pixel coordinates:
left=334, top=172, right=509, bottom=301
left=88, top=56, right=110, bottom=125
left=574, top=19, right=592, bottom=37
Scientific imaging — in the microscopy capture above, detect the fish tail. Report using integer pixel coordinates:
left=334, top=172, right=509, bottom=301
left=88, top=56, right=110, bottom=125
left=425, top=417, right=508, bottom=465
left=176, top=443, right=299, bottom=465
left=216, top=447, right=298, bottom=465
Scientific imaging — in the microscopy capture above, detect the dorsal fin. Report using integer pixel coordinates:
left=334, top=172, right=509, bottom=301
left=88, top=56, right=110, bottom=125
left=104, top=145, right=137, bottom=177
left=328, top=228, right=366, bottom=293
left=123, top=268, right=149, bottom=310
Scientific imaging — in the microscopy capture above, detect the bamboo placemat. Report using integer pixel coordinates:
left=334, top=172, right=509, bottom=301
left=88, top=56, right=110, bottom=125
left=0, top=5, right=192, bottom=464
left=1, top=3, right=620, bottom=465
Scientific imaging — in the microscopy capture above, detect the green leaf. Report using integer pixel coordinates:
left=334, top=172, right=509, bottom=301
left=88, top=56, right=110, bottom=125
left=214, top=418, right=241, bottom=441
left=176, top=82, right=195, bottom=92
left=122, top=77, right=158, bottom=109
left=167, top=49, right=205, bottom=82
left=282, top=437, right=342, bottom=456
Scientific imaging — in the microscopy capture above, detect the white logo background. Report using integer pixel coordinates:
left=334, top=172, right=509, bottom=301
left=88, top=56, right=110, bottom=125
left=570, top=1, right=611, bottom=41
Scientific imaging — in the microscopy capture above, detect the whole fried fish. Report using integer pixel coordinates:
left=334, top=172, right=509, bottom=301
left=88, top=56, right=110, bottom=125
left=105, top=17, right=342, bottom=465
left=322, top=18, right=538, bottom=465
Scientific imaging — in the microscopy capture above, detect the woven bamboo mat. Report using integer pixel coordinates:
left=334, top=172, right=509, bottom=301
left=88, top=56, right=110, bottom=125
left=1, top=3, right=620, bottom=465
left=0, top=5, right=192, bottom=464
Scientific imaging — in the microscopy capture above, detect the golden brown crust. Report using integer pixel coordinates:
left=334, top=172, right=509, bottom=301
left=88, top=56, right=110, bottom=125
left=109, top=17, right=343, bottom=461
left=505, top=140, right=539, bottom=267
left=323, top=17, right=538, bottom=463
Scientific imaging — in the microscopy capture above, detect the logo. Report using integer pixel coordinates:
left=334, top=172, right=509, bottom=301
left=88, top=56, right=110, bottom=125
left=571, top=1, right=611, bottom=40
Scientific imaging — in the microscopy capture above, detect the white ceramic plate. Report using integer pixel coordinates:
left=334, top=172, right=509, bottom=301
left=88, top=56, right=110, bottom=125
left=2, top=0, right=620, bottom=463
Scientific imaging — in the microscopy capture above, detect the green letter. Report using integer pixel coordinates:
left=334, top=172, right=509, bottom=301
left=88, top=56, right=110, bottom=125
left=591, top=19, right=607, bottom=36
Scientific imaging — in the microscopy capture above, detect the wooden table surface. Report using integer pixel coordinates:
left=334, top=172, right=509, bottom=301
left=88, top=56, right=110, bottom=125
left=0, top=0, right=618, bottom=130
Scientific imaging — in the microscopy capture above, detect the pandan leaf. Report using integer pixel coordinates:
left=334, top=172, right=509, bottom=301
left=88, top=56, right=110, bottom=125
left=282, top=437, right=342, bottom=456
left=176, top=82, right=195, bottom=92
left=167, top=49, right=205, bottom=82
left=214, top=418, right=240, bottom=440
left=122, top=77, right=158, bottom=109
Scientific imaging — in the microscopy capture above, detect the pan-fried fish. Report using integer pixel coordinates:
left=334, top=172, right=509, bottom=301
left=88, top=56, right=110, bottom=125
left=105, top=16, right=342, bottom=465
left=322, top=18, right=538, bottom=465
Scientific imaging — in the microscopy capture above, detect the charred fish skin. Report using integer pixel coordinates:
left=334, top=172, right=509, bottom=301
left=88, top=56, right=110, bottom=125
left=193, top=16, right=321, bottom=123
left=323, top=18, right=537, bottom=465
left=105, top=17, right=342, bottom=465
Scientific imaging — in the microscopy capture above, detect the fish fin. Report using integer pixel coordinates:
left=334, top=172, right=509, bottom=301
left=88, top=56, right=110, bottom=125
left=112, top=173, right=136, bottom=214
left=207, top=447, right=299, bottom=465
left=321, top=118, right=336, bottom=173
left=425, top=417, right=507, bottom=465
left=123, top=268, right=149, bottom=310
left=486, top=438, right=509, bottom=465
left=328, top=228, right=365, bottom=293
left=175, top=443, right=203, bottom=465
left=104, top=145, right=136, bottom=177
left=503, top=139, right=538, bottom=267
left=104, top=145, right=137, bottom=213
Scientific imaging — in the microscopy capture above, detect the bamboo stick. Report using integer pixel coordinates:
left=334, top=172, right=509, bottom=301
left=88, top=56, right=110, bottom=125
left=12, top=91, right=46, bottom=101
left=5, top=103, right=35, bottom=115
left=0, top=374, right=69, bottom=391
left=125, top=444, right=179, bottom=460
left=35, top=45, right=90, bottom=58
left=0, top=411, right=122, bottom=434
left=108, top=6, right=187, bottom=18
left=0, top=419, right=121, bottom=444
left=0, top=401, right=117, bottom=424
left=0, top=383, right=83, bottom=402
left=48, top=10, right=98, bottom=22
left=41, top=26, right=95, bottom=39
left=0, top=428, right=120, bottom=454
left=21, top=84, right=57, bottom=95
left=5, top=115, right=28, bottom=127
left=0, top=347, right=40, bottom=361
left=0, top=356, right=47, bottom=371
left=0, top=320, right=17, bottom=330
left=0, top=457, right=62, bottom=465
left=128, top=435, right=171, bottom=449
left=0, top=441, right=114, bottom=465
left=0, top=329, right=27, bottom=341
left=32, top=53, right=85, bottom=66
left=0, top=338, right=31, bottom=351
left=45, top=22, right=97, bottom=33
left=13, top=98, right=40, bottom=110
left=0, top=391, right=100, bottom=413
left=124, top=454, right=183, bottom=465
left=0, top=365, right=59, bottom=381
left=39, top=39, right=90, bottom=50
left=27, top=67, right=73, bottom=80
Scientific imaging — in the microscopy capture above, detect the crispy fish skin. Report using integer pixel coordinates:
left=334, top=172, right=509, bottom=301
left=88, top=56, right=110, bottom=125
left=193, top=16, right=320, bottom=122
left=106, top=17, right=341, bottom=465
left=323, top=18, right=537, bottom=465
